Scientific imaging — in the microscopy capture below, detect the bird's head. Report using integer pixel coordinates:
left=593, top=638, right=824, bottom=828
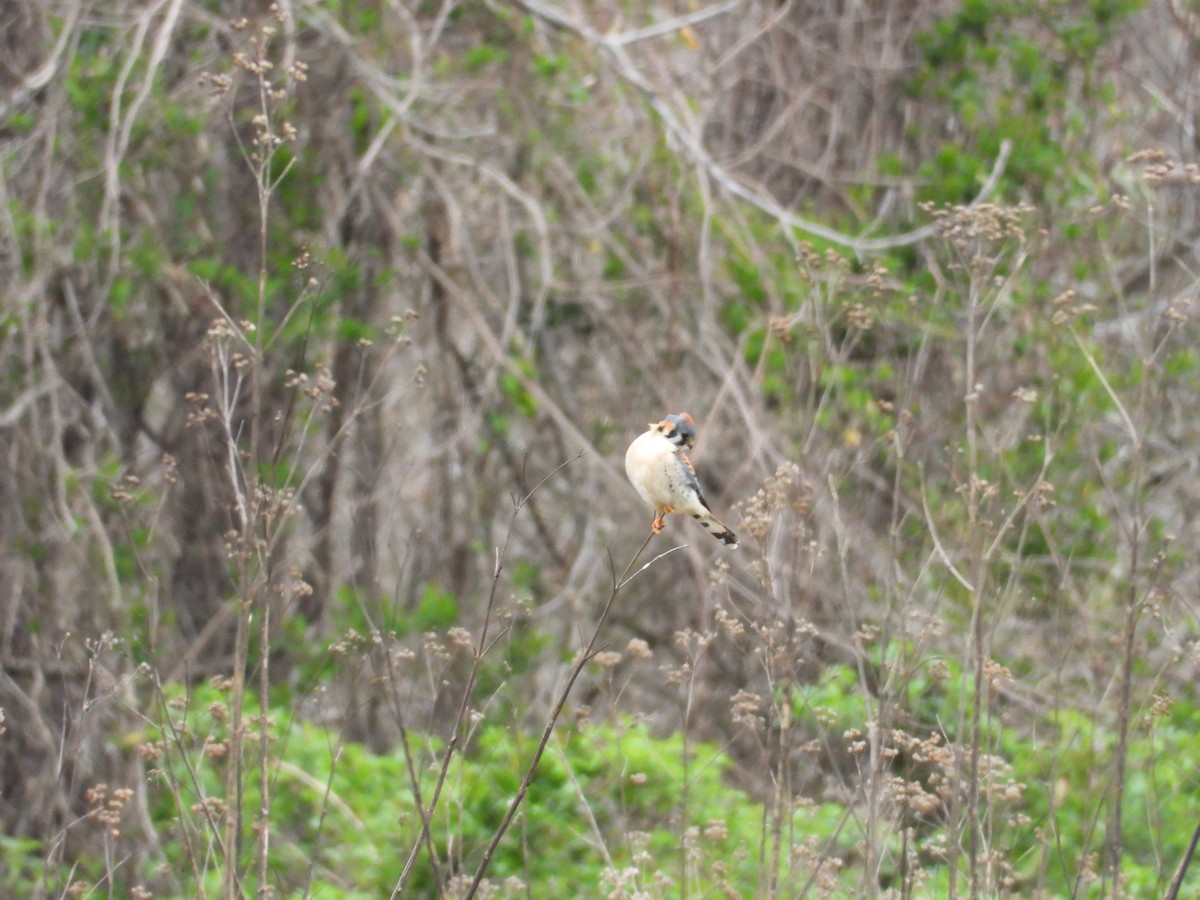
left=651, top=412, right=696, bottom=449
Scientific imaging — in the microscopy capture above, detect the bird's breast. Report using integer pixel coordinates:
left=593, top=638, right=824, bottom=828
left=625, top=433, right=683, bottom=509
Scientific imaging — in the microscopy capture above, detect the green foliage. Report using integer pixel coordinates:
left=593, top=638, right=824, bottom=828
left=347, top=85, right=374, bottom=155
left=992, top=701, right=1200, bottom=894
left=794, top=662, right=869, bottom=730
left=914, top=0, right=1143, bottom=203
left=414, top=582, right=460, bottom=631
left=322, top=585, right=463, bottom=658
left=187, top=256, right=260, bottom=309
left=499, top=367, right=537, bottom=419
left=784, top=660, right=1200, bottom=895
left=0, top=837, right=44, bottom=894
left=463, top=43, right=510, bottom=72
left=725, top=253, right=767, bottom=307
left=486, top=355, right=539, bottom=443
left=531, top=52, right=568, bottom=81
left=336, top=314, right=375, bottom=343
left=105, top=686, right=844, bottom=896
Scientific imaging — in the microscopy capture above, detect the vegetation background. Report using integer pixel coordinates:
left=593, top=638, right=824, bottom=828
left=3, top=0, right=1200, bottom=896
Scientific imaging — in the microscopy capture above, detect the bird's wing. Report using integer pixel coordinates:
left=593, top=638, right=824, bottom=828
left=676, top=449, right=711, bottom=510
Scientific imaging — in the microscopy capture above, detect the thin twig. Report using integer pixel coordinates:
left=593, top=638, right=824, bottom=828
left=918, top=465, right=975, bottom=593
left=1165, top=815, right=1200, bottom=900
left=463, top=533, right=684, bottom=898
left=390, top=453, right=585, bottom=898
left=1069, top=325, right=1140, bottom=449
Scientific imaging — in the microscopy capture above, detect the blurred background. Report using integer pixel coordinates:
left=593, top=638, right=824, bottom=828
left=3, top=0, right=1200, bottom=895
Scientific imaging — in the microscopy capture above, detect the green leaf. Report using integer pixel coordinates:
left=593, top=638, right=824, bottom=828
left=415, top=583, right=459, bottom=630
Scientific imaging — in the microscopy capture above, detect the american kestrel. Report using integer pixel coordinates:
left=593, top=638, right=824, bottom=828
left=624, top=412, right=739, bottom=548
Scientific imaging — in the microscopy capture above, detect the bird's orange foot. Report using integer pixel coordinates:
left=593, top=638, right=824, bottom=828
left=652, top=512, right=666, bottom=534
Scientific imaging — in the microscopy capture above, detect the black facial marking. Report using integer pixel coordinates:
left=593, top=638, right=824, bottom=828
left=661, top=412, right=696, bottom=448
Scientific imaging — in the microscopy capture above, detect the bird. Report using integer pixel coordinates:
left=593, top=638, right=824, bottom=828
left=624, top=412, right=738, bottom=548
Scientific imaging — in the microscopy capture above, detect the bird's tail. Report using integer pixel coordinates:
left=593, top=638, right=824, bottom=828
left=692, top=513, right=738, bottom=548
